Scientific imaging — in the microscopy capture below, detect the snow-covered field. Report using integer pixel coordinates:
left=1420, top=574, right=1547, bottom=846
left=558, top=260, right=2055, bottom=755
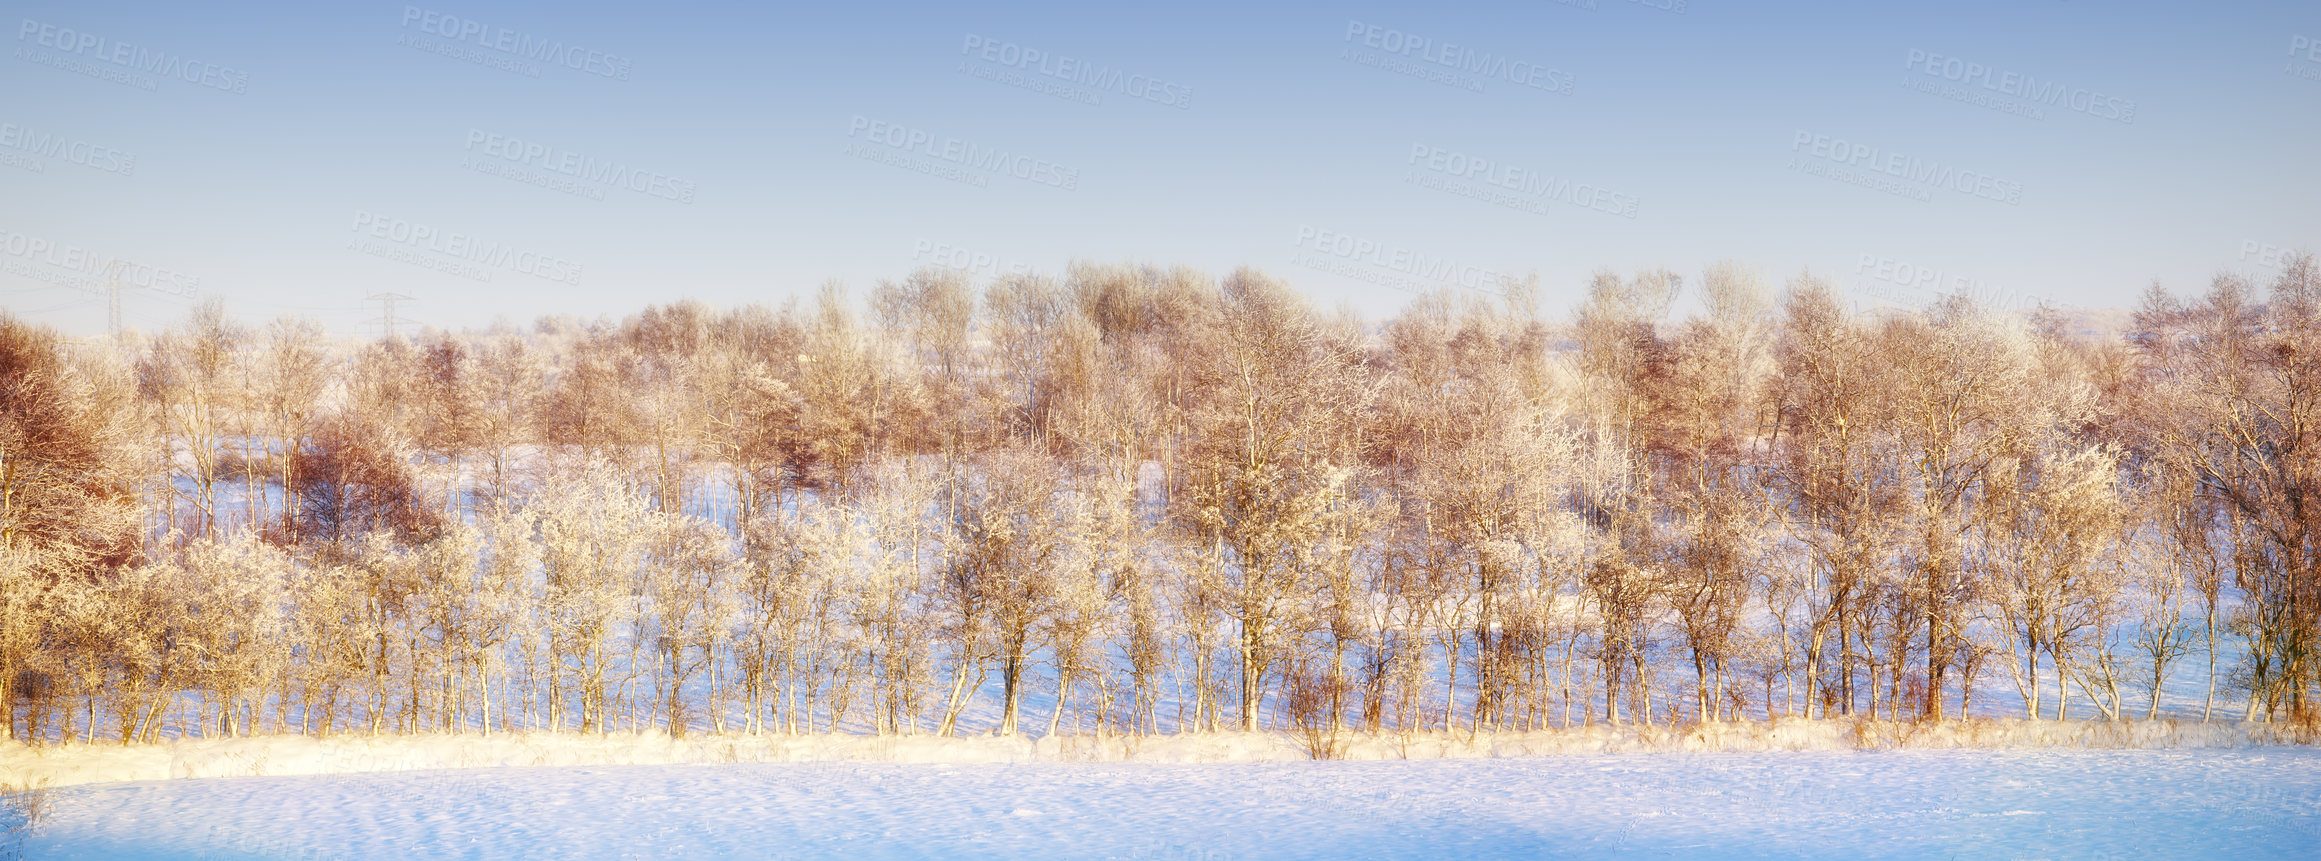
left=16, top=747, right=2321, bottom=859
left=6, top=719, right=2311, bottom=788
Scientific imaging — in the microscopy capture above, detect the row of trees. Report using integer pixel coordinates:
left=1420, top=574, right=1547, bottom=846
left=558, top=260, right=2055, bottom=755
left=1, top=255, right=2315, bottom=744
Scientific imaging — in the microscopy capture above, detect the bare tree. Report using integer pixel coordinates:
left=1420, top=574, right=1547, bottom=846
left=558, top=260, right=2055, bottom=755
left=1176, top=270, right=1365, bottom=731
left=1765, top=274, right=1908, bottom=718
left=2127, top=466, right=2201, bottom=719
left=641, top=511, right=739, bottom=737
left=1879, top=299, right=2039, bottom=719
left=533, top=459, right=649, bottom=733
left=254, top=317, right=330, bottom=536
left=182, top=533, right=294, bottom=737
left=137, top=301, right=243, bottom=536
left=1980, top=442, right=2126, bottom=719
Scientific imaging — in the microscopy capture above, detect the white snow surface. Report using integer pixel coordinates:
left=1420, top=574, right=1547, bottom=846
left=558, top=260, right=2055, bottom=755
left=17, top=747, right=2321, bottom=859
left=3, top=719, right=2312, bottom=788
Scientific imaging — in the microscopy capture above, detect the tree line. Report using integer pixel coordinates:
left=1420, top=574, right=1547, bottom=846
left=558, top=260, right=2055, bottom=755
left=1, top=256, right=2316, bottom=745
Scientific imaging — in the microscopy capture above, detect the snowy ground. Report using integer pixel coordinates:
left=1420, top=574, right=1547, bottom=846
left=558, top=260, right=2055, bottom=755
left=7, top=719, right=2310, bottom=788
left=18, top=748, right=2321, bottom=859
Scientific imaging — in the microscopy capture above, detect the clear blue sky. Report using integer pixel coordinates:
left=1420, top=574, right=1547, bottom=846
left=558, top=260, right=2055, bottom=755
left=3, top=0, right=2316, bottom=336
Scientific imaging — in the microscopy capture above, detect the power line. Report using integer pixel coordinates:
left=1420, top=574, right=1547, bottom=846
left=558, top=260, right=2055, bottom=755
left=363, top=292, right=418, bottom=339
left=105, top=259, right=125, bottom=341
